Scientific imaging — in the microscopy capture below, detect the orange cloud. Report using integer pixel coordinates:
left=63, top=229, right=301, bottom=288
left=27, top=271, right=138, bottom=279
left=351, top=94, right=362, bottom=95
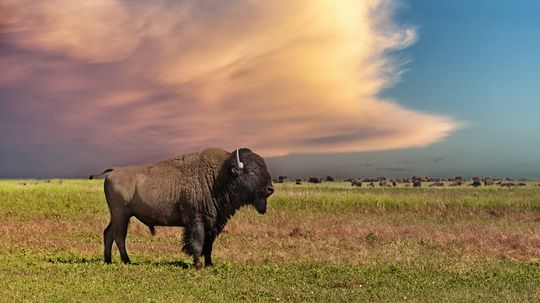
left=1, top=0, right=459, bottom=160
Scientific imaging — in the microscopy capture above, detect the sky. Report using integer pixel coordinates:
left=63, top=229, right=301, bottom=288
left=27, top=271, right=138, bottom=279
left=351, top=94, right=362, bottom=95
left=1, top=0, right=539, bottom=179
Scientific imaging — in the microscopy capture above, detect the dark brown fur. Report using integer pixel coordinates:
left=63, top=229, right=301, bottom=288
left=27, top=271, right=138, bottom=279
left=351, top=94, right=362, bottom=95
left=98, top=148, right=273, bottom=269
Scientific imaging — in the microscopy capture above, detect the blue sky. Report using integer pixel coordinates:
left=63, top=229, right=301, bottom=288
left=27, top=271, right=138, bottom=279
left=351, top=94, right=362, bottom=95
left=269, top=0, right=540, bottom=179
left=387, top=0, right=540, bottom=125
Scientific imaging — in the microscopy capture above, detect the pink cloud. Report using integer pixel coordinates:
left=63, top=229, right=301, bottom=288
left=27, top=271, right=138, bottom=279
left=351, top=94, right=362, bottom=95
left=1, top=0, right=459, bottom=166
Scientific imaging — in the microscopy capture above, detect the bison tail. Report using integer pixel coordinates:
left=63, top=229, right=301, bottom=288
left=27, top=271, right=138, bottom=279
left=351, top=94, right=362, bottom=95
left=88, top=168, right=114, bottom=180
left=149, top=225, right=156, bottom=236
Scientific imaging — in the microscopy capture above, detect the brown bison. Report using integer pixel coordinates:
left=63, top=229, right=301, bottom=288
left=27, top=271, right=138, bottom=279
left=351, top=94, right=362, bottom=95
left=350, top=179, right=362, bottom=187
left=89, top=148, right=273, bottom=270
left=413, top=176, right=428, bottom=182
left=308, top=177, right=323, bottom=183
left=471, top=180, right=482, bottom=187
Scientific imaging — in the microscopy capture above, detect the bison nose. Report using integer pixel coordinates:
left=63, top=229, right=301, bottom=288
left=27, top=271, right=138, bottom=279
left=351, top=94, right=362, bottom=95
left=267, top=187, right=274, bottom=195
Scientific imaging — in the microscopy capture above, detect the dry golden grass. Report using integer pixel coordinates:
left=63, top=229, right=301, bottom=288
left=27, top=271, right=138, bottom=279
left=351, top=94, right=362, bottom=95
left=2, top=208, right=538, bottom=266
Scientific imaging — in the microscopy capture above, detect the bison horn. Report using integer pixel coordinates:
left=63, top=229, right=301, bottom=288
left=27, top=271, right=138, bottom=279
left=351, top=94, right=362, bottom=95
left=236, top=148, right=244, bottom=169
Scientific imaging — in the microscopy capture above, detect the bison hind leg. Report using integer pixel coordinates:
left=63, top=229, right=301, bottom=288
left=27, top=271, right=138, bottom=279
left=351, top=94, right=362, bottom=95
left=112, top=214, right=131, bottom=264
left=103, top=221, right=114, bottom=264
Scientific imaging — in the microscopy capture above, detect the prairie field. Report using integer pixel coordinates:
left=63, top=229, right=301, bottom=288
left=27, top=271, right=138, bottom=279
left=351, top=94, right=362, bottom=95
left=0, top=179, right=539, bottom=302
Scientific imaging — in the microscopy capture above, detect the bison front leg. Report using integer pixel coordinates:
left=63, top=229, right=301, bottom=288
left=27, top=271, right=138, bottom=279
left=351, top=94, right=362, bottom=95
left=203, top=232, right=216, bottom=267
left=183, top=219, right=205, bottom=270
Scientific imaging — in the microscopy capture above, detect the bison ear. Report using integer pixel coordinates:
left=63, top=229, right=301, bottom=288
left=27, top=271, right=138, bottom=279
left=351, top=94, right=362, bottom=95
left=230, top=163, right=243, bottom=175
left=231, top=165, right=247, bottom=176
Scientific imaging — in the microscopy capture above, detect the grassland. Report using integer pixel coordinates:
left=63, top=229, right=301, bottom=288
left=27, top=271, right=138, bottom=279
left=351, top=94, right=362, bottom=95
left=0, top=179, right=539, bottom=302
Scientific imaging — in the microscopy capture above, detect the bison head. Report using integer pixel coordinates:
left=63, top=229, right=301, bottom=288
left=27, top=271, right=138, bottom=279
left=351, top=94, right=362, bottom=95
left=229, top=148, right=274, bottom=214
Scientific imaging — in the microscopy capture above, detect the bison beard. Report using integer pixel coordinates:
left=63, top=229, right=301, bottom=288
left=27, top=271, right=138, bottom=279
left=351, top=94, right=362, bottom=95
left=97, top=148, right=273, bottom=270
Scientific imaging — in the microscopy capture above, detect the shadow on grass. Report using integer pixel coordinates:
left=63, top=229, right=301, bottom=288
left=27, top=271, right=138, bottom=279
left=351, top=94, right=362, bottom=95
left=139, top=259, right=191, bottom=269
left=47, top=256, right=103, bottom=264
left=46, top=255, right=191, bottom=268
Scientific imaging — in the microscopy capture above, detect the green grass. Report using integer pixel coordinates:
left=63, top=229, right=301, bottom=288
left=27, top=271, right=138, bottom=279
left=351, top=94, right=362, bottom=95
left=0, top=179, right=105, bottom=219
left=1, top=251, right=538, bottom=302
left=271, top=182, right=540, bottom=212
left=1, top=180, right=539, bottom=302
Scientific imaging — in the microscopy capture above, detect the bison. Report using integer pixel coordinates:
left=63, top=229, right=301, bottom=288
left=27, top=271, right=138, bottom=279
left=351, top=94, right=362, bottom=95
left=471, top=180, right=482, bottom=187
left=350, top=179, right=362, bottom=187
left=413, top=176, right=428, bottom=182
left=308, top=177, right=323, bottom=183
left=89, top=148, right=274, bottom=269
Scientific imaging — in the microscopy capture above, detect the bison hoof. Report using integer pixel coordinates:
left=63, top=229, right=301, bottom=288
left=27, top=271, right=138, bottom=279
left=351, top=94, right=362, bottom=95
left=195, top=262, right=203, bottom=270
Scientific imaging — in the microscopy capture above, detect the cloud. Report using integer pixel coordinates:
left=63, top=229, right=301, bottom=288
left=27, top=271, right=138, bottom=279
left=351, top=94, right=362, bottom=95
left=0, top=0, right=459, bottom=174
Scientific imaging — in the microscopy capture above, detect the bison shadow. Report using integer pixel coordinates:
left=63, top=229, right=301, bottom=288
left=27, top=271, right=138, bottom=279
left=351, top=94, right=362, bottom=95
left=142, top=259, right=191, bottom=268
left=46, top=256, right=191, bottom=268
left=46, top=256, right=102, bottom=265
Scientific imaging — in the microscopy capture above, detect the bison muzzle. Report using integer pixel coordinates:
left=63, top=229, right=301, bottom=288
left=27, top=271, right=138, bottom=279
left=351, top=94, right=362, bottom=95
left=90, top=148, right=273, bottom=270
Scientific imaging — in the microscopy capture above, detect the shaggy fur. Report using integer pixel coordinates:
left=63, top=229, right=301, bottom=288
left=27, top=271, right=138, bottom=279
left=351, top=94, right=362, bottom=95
left=98, top=148, right=273, bottom=269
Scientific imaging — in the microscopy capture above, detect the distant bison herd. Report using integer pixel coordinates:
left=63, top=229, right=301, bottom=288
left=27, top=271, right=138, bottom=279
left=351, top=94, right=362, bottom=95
left=273, top=175, right=535, bottom=188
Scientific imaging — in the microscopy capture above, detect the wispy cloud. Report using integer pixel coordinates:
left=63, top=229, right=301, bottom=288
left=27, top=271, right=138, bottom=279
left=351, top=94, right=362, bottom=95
left=0, top=0, right=459, bottom=174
